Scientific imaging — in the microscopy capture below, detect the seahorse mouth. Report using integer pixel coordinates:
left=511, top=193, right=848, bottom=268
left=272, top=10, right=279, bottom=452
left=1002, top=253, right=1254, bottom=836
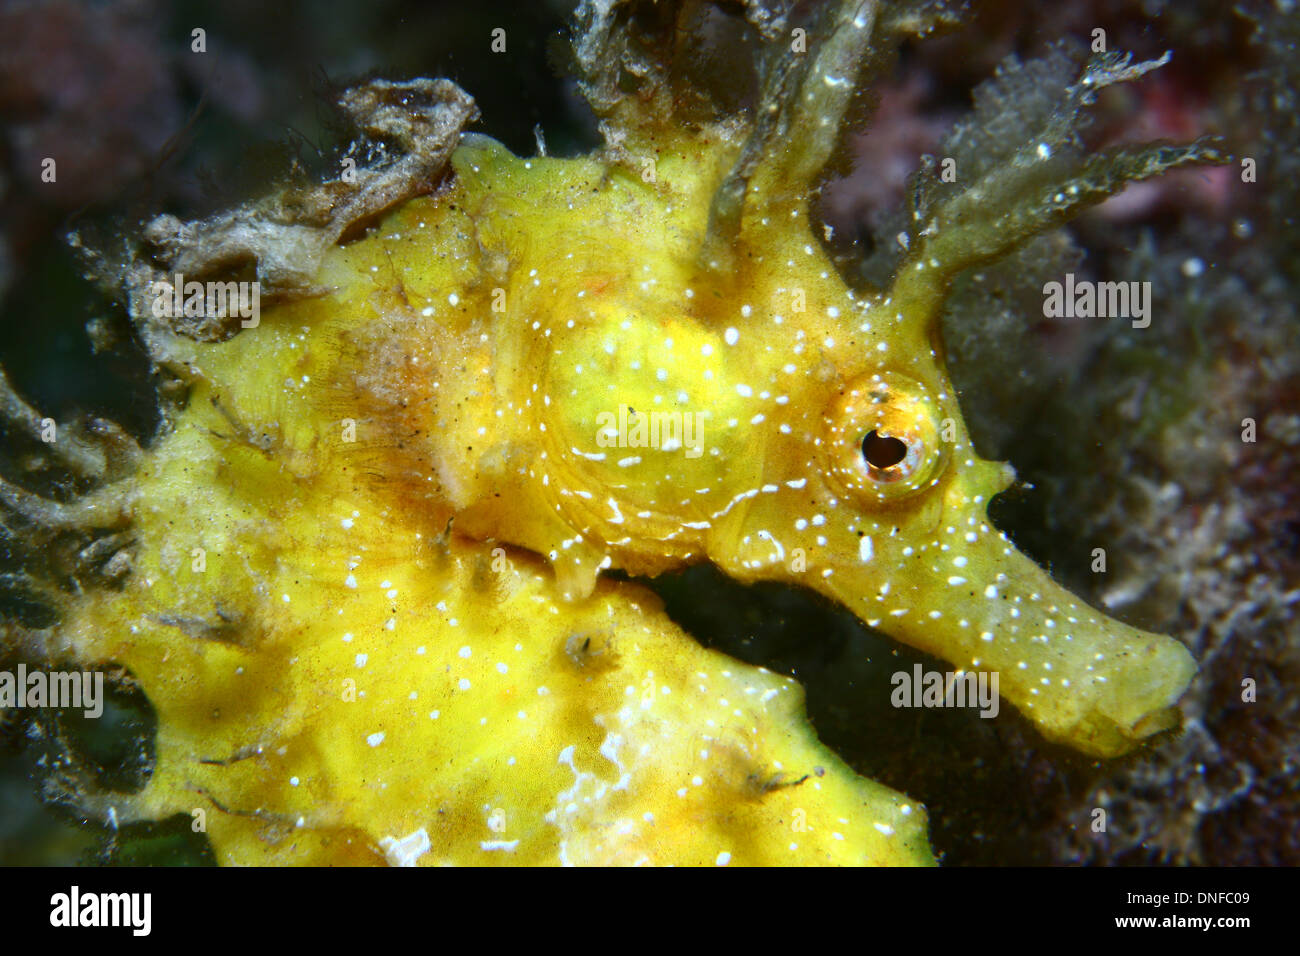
left=810, top=524, right=1197, bottom=759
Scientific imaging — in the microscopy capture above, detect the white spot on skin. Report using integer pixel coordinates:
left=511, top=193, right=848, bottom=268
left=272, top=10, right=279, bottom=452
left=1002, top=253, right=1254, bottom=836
left=367, top=732, right=385, bottom=748
left=379, top=828, right=431, bottom=867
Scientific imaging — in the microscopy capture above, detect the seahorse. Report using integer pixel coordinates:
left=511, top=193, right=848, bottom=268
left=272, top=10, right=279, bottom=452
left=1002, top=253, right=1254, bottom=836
left=5, top=0, right=1219, bottom=865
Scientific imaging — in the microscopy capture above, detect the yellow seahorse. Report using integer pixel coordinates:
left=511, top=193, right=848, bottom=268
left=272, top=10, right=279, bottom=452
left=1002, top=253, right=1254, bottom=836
left=8, top=0, right=1219, bottom=865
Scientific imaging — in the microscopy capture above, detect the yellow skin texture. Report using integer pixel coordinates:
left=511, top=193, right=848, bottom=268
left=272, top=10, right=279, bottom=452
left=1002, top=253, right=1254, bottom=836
left=60, top=126, right=1192, bottom=865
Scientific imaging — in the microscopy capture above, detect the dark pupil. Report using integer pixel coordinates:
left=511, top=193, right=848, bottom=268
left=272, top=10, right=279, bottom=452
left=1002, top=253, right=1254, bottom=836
left=861, top=430, right=907, bottom=469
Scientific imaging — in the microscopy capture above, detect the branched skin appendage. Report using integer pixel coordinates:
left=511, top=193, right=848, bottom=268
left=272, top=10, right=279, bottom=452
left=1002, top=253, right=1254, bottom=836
left=8, top=0, right=1220, bottom=865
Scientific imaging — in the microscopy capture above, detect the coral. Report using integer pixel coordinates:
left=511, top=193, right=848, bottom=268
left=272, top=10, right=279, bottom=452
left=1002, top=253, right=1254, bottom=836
left=2, top=0, right=1228, bottom=864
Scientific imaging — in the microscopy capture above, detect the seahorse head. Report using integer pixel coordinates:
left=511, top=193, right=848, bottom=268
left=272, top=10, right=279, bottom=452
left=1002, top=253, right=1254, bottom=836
left=441, top=130, right=1194, bottom=759
left=690, top=260, right=1197, bottom=759
left=435, top=5, right=1214, bottom=759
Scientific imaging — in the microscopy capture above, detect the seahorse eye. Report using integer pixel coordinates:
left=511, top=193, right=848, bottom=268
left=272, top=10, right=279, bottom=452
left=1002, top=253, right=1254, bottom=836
left=821, top=373, right=947, bottom=503
left=861, top=430, right=908, bottom=469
